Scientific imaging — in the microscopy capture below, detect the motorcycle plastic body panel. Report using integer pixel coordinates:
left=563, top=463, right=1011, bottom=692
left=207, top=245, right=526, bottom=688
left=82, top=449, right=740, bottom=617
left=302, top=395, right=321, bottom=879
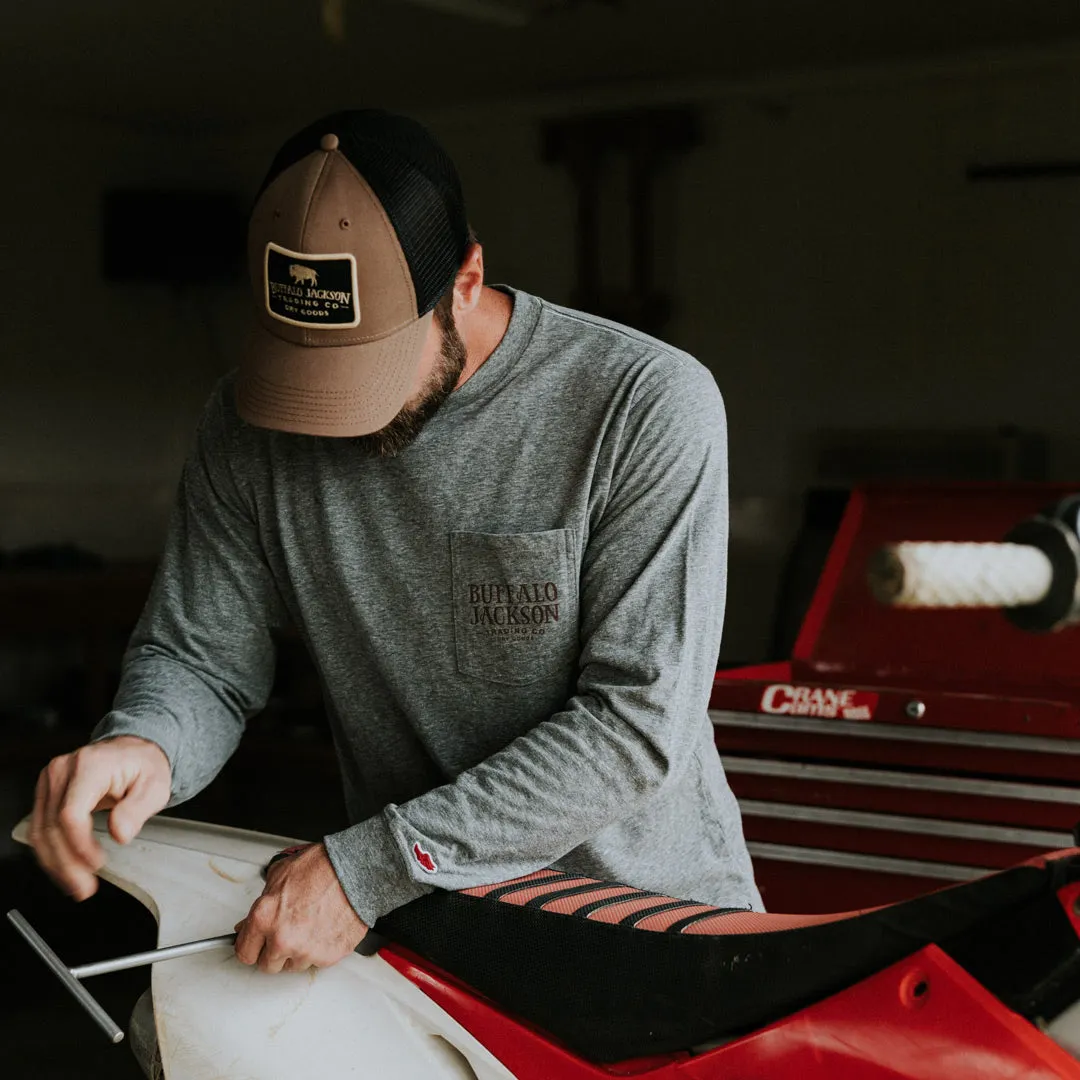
left=12, top=814, right=513, bottom=1080
left=14, top=814, right=1080, bottom=1079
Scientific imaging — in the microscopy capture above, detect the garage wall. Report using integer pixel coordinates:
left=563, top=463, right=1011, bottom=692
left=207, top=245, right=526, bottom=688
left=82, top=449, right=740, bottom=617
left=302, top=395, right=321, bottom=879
left=4, top=55, right=1080, bottom=656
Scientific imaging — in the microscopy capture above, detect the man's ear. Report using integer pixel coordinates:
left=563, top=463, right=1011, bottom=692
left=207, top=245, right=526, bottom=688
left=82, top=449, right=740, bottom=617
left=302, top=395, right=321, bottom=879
left=454, top=243, right=484, bottom=314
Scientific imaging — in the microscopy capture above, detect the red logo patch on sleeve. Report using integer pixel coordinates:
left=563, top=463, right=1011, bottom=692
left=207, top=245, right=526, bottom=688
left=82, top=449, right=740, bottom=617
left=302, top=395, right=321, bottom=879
left=412, top=842, right=437, bottom=873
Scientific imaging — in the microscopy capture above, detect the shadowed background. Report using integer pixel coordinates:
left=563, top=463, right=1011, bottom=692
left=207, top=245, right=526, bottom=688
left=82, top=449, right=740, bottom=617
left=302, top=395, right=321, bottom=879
left=4, top=2, right=1080, bottom=1074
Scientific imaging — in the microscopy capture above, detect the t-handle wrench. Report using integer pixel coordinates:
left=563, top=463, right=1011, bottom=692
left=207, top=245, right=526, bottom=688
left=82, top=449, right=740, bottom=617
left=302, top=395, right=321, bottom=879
left=6, top=908, right=235, bottom=1043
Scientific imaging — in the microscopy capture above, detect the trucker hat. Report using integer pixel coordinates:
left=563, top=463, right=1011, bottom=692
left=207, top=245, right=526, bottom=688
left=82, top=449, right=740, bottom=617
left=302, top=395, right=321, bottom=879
left=237, top=110, right=470, bottom=437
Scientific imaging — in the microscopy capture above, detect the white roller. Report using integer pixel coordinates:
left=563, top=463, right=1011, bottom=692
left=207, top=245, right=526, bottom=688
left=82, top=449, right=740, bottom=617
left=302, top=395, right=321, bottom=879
left=870, top=541, right=1053, bottom=609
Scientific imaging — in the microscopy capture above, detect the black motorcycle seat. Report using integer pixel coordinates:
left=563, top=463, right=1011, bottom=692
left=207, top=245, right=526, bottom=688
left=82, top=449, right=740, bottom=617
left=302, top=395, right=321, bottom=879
left=376, top=849, right=1080, bottom=1063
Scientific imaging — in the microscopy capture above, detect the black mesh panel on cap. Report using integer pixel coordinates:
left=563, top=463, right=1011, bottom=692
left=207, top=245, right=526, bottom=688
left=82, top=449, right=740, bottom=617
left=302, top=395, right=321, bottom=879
left=256, top=110, right=469, bottom=316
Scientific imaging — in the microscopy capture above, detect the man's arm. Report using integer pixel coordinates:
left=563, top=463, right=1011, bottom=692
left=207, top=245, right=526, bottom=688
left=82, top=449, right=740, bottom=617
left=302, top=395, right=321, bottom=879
left=326, top=357, right=730, bottom=926
left=92, top=387, right=286, bottom=795
left=29, top=384, right=287, bottom=894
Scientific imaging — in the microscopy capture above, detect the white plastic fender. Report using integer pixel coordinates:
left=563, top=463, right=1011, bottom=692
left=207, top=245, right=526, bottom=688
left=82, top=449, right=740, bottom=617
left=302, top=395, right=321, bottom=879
left=12, top=814, right=516, bottom=1080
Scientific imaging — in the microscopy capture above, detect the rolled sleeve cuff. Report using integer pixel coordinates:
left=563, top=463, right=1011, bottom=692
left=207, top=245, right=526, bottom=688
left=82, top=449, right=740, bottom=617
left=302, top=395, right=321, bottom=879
left=324, top=809, right=434, bottom=927
left=89, top=711, right=188, bottom=807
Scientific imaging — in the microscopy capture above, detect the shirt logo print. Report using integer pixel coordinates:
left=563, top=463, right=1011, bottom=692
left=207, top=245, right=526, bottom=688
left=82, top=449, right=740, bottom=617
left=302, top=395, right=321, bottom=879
left=468, top=581, right=560, bottom=640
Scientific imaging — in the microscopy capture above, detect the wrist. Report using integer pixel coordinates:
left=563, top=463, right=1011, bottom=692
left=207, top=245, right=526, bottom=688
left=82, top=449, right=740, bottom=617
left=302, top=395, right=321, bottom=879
left=93, top=734, right=172, bottom=778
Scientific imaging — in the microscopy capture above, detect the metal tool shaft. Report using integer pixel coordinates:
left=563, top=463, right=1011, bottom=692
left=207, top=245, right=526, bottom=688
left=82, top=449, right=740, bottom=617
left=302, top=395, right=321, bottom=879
left=8, top=908, right=237, bottom=1045
left=70, top=933, right=236, bottom=978
left=6, top=909, right=125, bottom=1044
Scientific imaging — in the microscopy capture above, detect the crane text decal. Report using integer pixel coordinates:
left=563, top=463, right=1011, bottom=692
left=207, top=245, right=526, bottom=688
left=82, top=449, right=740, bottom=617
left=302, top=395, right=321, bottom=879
left=759, top=684, right=878, bottom=721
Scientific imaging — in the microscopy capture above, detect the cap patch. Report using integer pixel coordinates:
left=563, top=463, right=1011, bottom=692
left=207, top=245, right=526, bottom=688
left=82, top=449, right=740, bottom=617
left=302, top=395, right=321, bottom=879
left=264, top=242, right=360, bottom=329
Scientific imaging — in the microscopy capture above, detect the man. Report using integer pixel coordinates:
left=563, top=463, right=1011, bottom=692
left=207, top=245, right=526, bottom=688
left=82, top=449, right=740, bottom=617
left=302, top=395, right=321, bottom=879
left=29, top=109, right=761, bottom=974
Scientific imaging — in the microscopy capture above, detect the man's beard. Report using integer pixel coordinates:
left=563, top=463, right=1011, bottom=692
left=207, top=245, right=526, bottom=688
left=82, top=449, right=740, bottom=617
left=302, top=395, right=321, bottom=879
left=352, top=310, right=468, bottom=458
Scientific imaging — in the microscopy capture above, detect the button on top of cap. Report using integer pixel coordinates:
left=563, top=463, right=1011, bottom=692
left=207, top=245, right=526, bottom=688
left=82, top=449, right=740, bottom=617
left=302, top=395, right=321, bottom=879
left=320, top=133, right=340, bottom=152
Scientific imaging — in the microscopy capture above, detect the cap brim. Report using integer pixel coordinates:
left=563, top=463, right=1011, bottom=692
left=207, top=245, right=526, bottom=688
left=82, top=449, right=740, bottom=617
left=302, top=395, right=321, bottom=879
left=236, top=312, right=432, bottom=437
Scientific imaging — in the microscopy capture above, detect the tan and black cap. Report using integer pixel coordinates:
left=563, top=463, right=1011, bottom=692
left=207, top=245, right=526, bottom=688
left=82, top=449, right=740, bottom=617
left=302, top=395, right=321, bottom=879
left=238, top=110, right=470, bottom=437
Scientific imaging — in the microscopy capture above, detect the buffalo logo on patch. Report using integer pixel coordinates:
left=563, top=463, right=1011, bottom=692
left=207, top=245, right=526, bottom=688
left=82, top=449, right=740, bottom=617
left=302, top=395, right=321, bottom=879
left=288, top=264, right=318, bottom=287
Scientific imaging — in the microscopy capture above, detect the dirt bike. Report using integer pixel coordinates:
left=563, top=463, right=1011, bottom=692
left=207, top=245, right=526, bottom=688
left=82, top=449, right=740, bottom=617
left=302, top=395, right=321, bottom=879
left=11, top=811, right=1080, bottom=1079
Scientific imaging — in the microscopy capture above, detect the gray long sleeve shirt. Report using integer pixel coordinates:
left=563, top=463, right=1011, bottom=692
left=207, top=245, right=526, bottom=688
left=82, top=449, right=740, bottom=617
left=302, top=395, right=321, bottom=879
left=94, top=288, right=762, bottom=925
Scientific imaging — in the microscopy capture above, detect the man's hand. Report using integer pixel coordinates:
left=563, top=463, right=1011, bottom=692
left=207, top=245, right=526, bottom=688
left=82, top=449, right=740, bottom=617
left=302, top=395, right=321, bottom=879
left=29, top=736, right=172, bottom=901
left=235, top=843, right=368, bottom=973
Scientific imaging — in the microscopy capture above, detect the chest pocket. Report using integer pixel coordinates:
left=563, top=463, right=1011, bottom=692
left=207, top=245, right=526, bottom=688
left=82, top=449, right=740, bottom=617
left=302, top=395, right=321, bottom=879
left=451, top=529, right=578, bottom=686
